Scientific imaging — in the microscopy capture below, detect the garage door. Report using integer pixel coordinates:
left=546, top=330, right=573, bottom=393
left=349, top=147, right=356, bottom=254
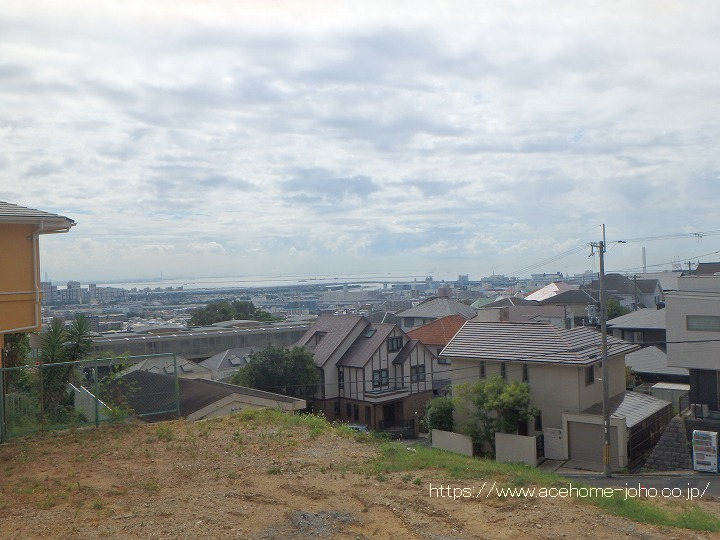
left=567, top=421, right=619, bottom=469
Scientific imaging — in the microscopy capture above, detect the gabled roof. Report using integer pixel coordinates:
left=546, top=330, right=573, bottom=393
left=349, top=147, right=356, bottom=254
left=540, top=289, right=598, bottom=305
left=632, top=271, right=682, bottom=291
left=296, top=315, right=366, bottom=367
left=481, top=297, right=539, bottom=308
left=441, top=321, right=639, bottom=365
left=336, top=323, right=395, bottom=368
left=119, top=355, right=211, bottom=377
left=392, top=339, right=420, bottom=365
left=407, top=315, right=467, bottom=346
left=396, top=297, right=476, bottom=319
left=636, top=279, right=661, bottom=294
left=625, top=346, right=688, bottom=377
left=524, top=282, right=578, bottom=302
left=0, top=201, right=75, bottom=232
left=696, top=262, right=720, bottom=276
left=607, top=308, right=666, bottom=330
left=200, top=347, right=254, bottom=371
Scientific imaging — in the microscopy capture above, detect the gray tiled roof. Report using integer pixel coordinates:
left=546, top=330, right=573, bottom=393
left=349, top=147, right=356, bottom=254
left=696, top=262, right=720, bottom=275
left=200, top=347, right=254, bottom=371
left=0, top=201, right=75, bottom=230
left=336, top=323, right=395, bottom=367
left=607, top=308, right=666, bottom=330
left=396, top=297, right=476, bottom=319
left=625, top=346, right=688, bottom=377
left=296, top=315, right=366, bottom=367
left=482, top=297, right=539, bottom=308
left=441, top=321, right=639, bottom=365
left=540, top=289, right=598, bottom=305
left=582, top=391, right=671, bottom=428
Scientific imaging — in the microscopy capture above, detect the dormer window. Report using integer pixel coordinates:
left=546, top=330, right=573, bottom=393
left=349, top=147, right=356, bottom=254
left=364, top=328, right=376, bottom=338
left=387, top=336, right=403, bottom=352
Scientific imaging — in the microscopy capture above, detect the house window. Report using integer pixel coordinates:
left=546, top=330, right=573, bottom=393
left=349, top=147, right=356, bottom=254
left=346, top=402, right=351, bottom=418
left=479, top=361, right=486, bottom=378
left=338, top=370, right=344, bottom=391
left=522, top=363, right=529, bottom=383
left=500, top=362, right=507, bottom=380
left=353, top=404, right=359, bottom=421
left=534, top=413, right=542, bottom=432
left=373, top=368, right=389, bottom=387
left=387, top=336, right=403, bottom=352
left=687, top=315, right=720, bottom=332
left=410, top=365, right=426, bottom=382
left=585, top=365, right=595, bottom=385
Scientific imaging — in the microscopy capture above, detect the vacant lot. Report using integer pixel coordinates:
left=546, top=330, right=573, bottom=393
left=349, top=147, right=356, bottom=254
left=1, top=411, right=718, bottom=539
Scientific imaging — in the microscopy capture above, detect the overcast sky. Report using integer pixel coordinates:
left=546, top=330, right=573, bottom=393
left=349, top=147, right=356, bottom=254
left=2, top=1, right=720, bottom=283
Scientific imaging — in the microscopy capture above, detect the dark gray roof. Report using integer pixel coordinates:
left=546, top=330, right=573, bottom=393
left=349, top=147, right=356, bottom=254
left=625, top=346, right=688, bottom=377
left=396, top=297, right=476, bottom=319
left=366, top=311, right=400, bottom=324
left=584, top=273, right=636, bottom=295
left=607, top=308, right=666, bottom=330
left=199, top=347, right=253, bottom=371
left=392, top=339, right=419, bottom=365
left=119, top=355, right=210, bottom=376
left=110, top=371, right=302, bottom=421
left=441, top=321, right=639, bottom=365
left=540, top=289, right=598, bottom=305
left=0, top=201, right=75, bottom=231
left=636, top=279, right=660, bottom=294
left=336, top=323, right=395, bottom=368
left=633, top=272, right=682, bottom=291
left=482, top=297, right=539, bottom=308
left=582, top=391, right=671, bottom=428
left=696, top=262, right=720, bottom=276
left=296, top=315, right=366, bottom=367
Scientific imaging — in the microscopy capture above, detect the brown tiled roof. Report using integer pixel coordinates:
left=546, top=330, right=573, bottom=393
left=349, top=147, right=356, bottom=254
left=441, top=321, right=639, bottom=365
left=296, top=315, right=366, bottom=367
left=407, top=315, right=467, bottom=346
left=336, top=323, right=395, bottom=368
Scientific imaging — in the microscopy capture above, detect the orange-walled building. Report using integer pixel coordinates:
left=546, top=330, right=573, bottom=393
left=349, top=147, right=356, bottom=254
left=0, top=202, right=75, bottom=367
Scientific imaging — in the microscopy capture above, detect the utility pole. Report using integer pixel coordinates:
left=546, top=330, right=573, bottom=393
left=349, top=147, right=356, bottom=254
left=590, top=224, right=612, bottom=478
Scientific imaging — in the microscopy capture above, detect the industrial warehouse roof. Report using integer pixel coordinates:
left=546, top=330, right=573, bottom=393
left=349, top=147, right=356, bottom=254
left=0, top=201, right=75, bottom=231
left=607, top=308, right=666, bottom=330
left=396, top=297, right=476, bottom=319
left=582, top=391, right=671, bottom=428
left=407, top=315, right=467, bottom=345
left=441, top=321, right=640, bottom=365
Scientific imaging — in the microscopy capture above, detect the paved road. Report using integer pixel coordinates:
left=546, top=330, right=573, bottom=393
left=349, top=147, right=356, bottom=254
left=562, top=474, right=720, bottom=498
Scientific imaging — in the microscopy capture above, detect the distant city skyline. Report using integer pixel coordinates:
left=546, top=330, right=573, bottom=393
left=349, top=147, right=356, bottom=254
left=3, top=1, right=720, bottom=281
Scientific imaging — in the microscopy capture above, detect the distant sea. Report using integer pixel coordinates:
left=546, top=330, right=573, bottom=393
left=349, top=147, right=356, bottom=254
left=94, top=273, right=432, bottom=291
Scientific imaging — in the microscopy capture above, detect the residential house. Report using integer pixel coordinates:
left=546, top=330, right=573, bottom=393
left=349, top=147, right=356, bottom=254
left=524, top=282, right=578, bottom=302
left=296, top=315, right=443, bottom=434
left=199, top=347, right=253, bottom=381
left=407, top=315, right=466, bottom=394
left=695, top=262, right=720, bottom=276
left=582, top=273, right=663, bottom=310
left=119, top=355, right=213, bottom=380
left=107, top=371, right=305, bottom=421
left=396, top=297, right=476, bottom=331
left=666, top=275, right=720, bottom=418
left=539, top=289, right=599, bottom=326
left=625, top=346, right=688, bottom=385
left=441, top=321, right=671, bottom=470
left=0, top=202, right=74, bottom=368
left=607, top=308, right=666, bottom=349
left=474, top=303, right=570, bottom=329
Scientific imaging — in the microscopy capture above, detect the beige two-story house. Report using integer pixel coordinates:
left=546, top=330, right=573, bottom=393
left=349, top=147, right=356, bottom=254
left=441, top=321, right=671, bottom=470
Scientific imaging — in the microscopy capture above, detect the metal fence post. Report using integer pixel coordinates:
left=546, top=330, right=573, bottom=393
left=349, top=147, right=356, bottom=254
left=0, top=368, right=6, bottom=443
left=93, top=365, right=100, bottom=428
left=38, top=362, right=45, bottom=433
left=173, top=354, right=180, bottom=418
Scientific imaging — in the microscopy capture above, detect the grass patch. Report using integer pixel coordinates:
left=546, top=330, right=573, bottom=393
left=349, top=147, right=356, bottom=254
left=363, top=442, right=720, bottom=532
left=156, top=425, right=174, bottom=442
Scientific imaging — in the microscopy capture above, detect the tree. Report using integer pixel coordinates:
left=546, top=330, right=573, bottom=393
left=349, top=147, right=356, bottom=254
left=229, top=346, right=319, bottom=399
left=189, top=300, right=279, bottom=326
left=2, top=333, right=31, bottom=368
left=424, top=396, right=454, bottom=433
left=607, top=298, right=631, bottom=320
left=455, top=376, right=538, bottom=456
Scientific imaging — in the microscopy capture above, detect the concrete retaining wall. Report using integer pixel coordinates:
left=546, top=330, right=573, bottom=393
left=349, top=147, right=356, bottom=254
left=431, top=429, right=473, bottom=457
left=495, top=432, right=539, bottom=466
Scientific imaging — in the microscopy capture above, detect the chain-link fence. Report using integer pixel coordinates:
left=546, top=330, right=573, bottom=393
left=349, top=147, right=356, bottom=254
left=0, top=353, right=180, bottom=442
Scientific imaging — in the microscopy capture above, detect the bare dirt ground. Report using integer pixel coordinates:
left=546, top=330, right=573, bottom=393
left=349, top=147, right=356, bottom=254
left=1, top=414, right=718, bottom=539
